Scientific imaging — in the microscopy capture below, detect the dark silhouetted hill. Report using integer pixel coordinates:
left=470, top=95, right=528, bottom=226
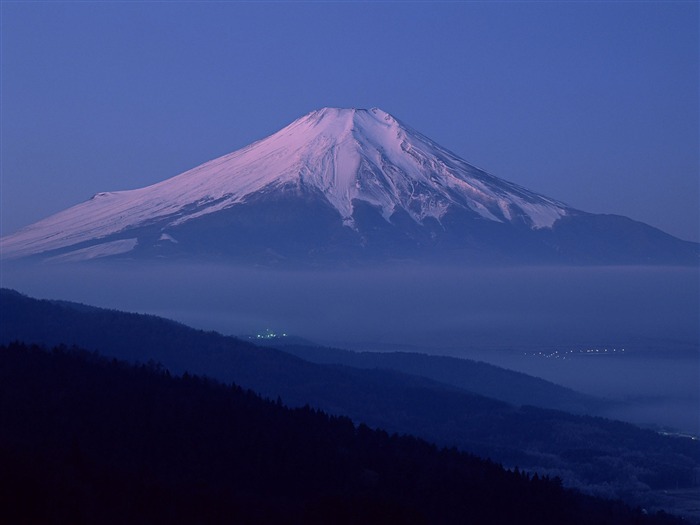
left=1, top=287, right=698, bottom=515
left=0, top=341, right=690, bottom=525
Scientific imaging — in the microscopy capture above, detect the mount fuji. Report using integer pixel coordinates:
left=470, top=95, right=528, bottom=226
left=1, top=107, right=697, bottom=265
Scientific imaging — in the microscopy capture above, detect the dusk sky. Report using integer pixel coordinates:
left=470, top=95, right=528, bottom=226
left=2, top=1, right=698, bottom=242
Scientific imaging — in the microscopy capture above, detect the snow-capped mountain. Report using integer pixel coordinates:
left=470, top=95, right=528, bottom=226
left=1, top=108, right=697, bottom=264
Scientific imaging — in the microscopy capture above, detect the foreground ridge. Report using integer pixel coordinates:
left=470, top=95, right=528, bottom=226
left=0, top=341, right=688, bottom=525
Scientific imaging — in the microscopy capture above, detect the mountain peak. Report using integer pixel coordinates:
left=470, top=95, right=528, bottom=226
left=271, top=106, right=566, bottom=227
left=287, top=106, right=402, bottom=146
left=293, top=107, right=405, bottom=141
left=1, top=107, right=575, bottom=260
left=307, top=106, right=392, bottom=119
left=3, top=106, right=697, bottom=264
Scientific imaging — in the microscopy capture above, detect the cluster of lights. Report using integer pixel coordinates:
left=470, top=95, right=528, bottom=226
left=580, top=348, right=625, bottom=354
left=657, top=430, right=699, bottom=441
left=523, top=348, right=626, bottom=360
left=254, top=329, right=288, bottom=340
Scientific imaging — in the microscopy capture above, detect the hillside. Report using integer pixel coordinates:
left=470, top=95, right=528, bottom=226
left=268, top=342, right=603, bottom=414
left=0, top=341, right=690, bottom=525
left=1, top=287, right=698, bottom=515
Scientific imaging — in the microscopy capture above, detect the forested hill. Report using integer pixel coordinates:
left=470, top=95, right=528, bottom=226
left=0, top=342, right=688, bottom=525
left=2, top=286, right=699, bottom=514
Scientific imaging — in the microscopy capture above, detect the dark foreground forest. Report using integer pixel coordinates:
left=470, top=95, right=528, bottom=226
left=0, top=342, right=689, bottom=525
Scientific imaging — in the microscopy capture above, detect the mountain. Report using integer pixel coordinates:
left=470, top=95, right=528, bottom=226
left=1, top=107, right=697, bottom=264
left=254, top=339, right=603, bottom=415
left=3, top=287, right=699, bottom=517
left=4, top=342, right=691, bottom=525
left=0, top=287, right=602, bottom=415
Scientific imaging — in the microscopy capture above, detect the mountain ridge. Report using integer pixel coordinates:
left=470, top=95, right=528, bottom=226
left=2, top=287, right=699, bottom=517
left=4, top=340, right=691, bottom=525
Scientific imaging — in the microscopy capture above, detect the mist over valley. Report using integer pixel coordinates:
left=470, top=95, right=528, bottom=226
left=4, top=261, right=698, bottom=436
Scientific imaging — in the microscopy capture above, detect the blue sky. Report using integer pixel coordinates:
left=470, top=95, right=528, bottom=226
left=2, top=1, right=698, bottom=241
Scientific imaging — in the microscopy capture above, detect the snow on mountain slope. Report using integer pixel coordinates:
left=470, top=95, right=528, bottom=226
left=2, top=107, right=570, bottom=260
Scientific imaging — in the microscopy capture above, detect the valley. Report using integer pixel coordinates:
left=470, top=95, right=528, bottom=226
left=4, top=261, right=696, bottom=432
left=2, top=283, right=698, bottom=520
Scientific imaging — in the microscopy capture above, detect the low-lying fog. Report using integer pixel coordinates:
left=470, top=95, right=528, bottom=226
left=4, top=262, right=698, bottom=433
